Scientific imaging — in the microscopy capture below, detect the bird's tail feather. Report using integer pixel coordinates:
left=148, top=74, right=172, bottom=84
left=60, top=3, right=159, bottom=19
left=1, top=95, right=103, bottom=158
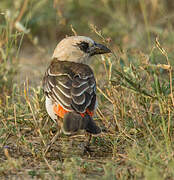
left=62, top=112, right=101, bottom=135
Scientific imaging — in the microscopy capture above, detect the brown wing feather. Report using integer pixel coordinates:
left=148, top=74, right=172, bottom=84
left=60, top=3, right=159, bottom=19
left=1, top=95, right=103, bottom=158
left=43, top=59, right=96, bottom=114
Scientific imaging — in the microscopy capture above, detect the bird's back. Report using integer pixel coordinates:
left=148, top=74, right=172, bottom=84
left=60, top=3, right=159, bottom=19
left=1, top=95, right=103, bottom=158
left=43, top=59, right=97, bottom=118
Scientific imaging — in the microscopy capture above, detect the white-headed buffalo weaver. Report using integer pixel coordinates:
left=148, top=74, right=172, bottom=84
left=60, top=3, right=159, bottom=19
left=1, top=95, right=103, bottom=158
left=43, top=36, right=111, bottom=136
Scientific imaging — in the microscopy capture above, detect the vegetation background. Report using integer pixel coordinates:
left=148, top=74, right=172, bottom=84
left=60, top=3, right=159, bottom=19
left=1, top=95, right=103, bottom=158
left=0, top=0, right=174, bottom=179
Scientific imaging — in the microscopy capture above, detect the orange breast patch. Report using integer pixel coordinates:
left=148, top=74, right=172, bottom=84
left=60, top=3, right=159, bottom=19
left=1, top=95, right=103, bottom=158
left=53, top=104, right=94, bottom=118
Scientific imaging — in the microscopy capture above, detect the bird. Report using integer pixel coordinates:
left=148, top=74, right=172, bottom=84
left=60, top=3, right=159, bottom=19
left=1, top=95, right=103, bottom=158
left=43, top=36, right=111, bottom=137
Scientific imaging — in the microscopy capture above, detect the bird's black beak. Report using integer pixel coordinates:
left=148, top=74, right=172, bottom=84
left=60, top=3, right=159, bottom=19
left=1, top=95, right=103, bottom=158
left=89, top=43, right=111, bottom=56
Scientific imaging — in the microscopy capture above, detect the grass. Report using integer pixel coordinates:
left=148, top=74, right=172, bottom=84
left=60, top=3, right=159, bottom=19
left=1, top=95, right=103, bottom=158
left=1, top=0, right=174, bottom=179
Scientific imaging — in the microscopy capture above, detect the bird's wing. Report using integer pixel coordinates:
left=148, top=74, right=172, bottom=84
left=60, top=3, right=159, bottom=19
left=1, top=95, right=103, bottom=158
left=43, top=59, right=96, bottom=113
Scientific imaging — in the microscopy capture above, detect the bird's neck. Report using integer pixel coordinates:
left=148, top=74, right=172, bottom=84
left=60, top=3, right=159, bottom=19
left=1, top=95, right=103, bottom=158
left=52, top=53, right=91, bottom=64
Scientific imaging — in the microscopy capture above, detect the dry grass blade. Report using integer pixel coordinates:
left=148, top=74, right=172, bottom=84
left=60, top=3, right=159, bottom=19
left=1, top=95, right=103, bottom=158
left=155, top=37, right=174, bottom=107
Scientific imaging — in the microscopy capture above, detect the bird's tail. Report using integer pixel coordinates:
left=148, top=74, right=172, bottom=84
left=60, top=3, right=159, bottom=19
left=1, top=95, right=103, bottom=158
left=62, top=112, right=101, bottom=135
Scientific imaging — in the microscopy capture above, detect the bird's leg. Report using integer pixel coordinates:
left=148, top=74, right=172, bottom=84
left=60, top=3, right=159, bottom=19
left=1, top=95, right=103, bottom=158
left=83, top=133, right=93, bottom=155
left=44, top=118, right=62, bottom=155
left=44, top=129, right=62, bottom=155
left=86, top=133, right=92, bottom=147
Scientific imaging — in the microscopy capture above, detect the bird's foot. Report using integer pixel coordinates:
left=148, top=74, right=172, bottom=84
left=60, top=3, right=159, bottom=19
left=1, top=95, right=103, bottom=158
left=82, top=143, right=93, bottom=156
left=81, top=134, right=93, bottom=156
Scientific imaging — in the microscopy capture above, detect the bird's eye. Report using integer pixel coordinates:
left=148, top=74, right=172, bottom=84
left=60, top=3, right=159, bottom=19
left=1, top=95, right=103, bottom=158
left=77, top=42, right=89, bottom=53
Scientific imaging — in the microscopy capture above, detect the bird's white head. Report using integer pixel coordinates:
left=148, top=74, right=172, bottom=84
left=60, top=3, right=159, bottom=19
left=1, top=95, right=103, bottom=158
left=52, top=36, right=111, bottom=63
